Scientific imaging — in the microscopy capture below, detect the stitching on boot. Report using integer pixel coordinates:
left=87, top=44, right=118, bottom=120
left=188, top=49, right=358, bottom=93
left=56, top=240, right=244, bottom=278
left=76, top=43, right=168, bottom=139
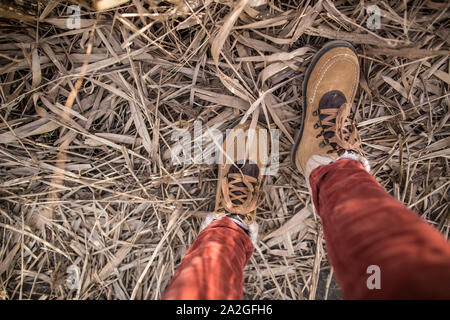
left=310, top=54, right=358, bottom=104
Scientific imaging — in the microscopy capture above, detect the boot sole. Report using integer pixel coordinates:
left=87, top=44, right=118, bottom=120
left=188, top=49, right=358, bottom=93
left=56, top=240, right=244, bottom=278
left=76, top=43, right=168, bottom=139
left=290, top=40, right=357, bottom=172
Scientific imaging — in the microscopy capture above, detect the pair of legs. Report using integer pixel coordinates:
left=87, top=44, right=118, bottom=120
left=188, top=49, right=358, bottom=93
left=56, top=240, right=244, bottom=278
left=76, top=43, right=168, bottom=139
left=163, top=42, right=450, bottom=299
left=163, top=159, right=450, bottom=299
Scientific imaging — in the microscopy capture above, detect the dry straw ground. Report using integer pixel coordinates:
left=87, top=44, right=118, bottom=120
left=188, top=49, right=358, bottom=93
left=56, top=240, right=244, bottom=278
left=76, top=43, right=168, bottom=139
left=0, top=0, right=449, bottom=300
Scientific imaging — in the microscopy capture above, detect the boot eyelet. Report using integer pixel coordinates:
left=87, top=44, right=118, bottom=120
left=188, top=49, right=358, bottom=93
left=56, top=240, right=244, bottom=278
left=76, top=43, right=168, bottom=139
left=314, top=123, right=319, bottom=129
left=319, top=141, right=326, bottom=148
left=327, top=150, right=334, bottom=154
left=312, top=110, right=318, bottom=116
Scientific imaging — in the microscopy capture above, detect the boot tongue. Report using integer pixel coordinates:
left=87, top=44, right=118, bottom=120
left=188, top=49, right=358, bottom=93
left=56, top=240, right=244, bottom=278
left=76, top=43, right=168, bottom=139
left=227, top=161, right=259, bottom=205
left=319, top=90, right=348, bottom=140
left=319, top=90, right=356, bottom=154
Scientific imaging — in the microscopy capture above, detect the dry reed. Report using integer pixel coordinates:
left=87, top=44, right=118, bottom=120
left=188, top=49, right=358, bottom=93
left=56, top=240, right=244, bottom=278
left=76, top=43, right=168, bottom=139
left=0, top=0, right=448, bottom=300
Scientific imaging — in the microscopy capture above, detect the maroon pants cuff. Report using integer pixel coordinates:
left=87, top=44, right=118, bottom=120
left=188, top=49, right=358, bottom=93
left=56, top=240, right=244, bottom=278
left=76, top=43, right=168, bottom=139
left=309, top=159, right=450, bottom=299
left=163, top=217, right=253, bottom=300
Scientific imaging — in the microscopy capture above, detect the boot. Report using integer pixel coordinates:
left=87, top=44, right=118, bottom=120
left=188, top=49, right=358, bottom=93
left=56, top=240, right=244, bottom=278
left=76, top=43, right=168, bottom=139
left=291, top=41, right=369, bottom=179
left=214, top=120, right=268, bottom=226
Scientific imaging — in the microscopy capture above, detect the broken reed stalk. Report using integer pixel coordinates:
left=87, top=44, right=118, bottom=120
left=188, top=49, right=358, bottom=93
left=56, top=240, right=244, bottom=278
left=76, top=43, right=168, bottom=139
left=37, top=22, right=97, bottom=229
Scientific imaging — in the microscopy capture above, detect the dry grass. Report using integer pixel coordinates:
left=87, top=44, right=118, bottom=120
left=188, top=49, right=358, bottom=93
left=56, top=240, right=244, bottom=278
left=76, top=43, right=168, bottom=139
left=0, top=0, right=449, bottom=300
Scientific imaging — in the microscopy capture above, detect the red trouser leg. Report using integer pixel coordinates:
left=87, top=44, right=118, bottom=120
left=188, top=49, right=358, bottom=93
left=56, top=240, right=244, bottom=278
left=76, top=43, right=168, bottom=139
left=309, top=158, right=450, bottom=299
left=163, top=217, right=253, bottom=300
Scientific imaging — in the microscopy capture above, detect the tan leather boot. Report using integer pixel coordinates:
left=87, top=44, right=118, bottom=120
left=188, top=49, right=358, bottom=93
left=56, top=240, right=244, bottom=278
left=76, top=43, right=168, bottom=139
left=291, top=41, right=367, bottom=178
left=214, top=120, right=268, bottom=225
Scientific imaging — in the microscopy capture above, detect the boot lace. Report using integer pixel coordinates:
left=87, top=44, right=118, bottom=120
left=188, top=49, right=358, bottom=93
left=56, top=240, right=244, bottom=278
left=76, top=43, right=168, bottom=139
left=320, top=102, right=361, bottom=151
left=221, top=173, right=263, bottom=216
